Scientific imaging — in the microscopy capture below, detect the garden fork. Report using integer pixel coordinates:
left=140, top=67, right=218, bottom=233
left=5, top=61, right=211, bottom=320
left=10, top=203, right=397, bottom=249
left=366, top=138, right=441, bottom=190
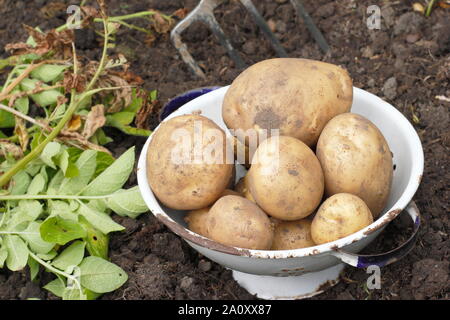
left=171, top=0, right=329, bottom=79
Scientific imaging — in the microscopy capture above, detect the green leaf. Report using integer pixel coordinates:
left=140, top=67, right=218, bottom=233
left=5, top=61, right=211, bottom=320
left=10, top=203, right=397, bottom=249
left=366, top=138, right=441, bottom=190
left=20, top=78, right=63, bottom=107
left=150, top=89, right=158, bottom=102
left=107, top=112, right=135, bottom=126
left=48, top=200, right=77, bottom=221
left=10, top=171, right=31, bottom=195
left=92, top=128, right=113, bottom=146
left=0, top=246, right=7, bottom=268
left=62, top=287, right=87, bottom=300
left=30, top=132, right=45, bottom=150
left=37, top=249, right=57, bottom=261
left=18, top=200, right=43, bottom=220
left=0, top=109, right=15, bottom=128
left=79, top=216, right=109, bottom=259
left=47, top=170, right=64, bottom=193
left=59, top=149, right=97, bottom=195
left=40, top=216, right=87, bottom=245
left=26, top=173, right=46, bottom=195
left=77, top=203, right=124, bottom=234
left=79, top=256, right=128, bottom=293
left=28, top=256, right=40, bottom=281
left=5, top=235, right=29, bottom=271
left=56, top=150, right=79, bottom=178
left=111, top=124, right=151, bottom=137
left=43, top=278, right=65, bottom=298
left=52, top=240, right=85, bottom=271
left=21, top=221, right=55, bottom=254
left=107, top=187, right=148, bottom=218
left=40, top=142, right=61, bottom=169
left=81, top=147, right=135, bottom=196
left=93, top=152, right=114, bottom=178
left=30, top=64, right=67, bottom=83
left=14, top=96, right=29, bottom=114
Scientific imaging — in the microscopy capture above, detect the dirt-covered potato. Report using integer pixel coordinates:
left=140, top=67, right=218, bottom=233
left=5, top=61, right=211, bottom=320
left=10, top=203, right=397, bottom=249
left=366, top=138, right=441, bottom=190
left=316, top=113, right=393, bottom=218
left=222, top=58, right=353, bottom=147
left=311, top=193, right=373, bottom=244
left=184, top=189, right=240, bottom=237
left=206, top=195, right=274, bottom=250
left=271, top=219, right=315, bottom=250
left=248, top=136, right=324, bottom=220
left=147, top=114, right=233, bottom=210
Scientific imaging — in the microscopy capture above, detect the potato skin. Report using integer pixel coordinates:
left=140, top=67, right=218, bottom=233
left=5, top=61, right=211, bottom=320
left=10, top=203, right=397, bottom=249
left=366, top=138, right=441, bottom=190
left=222, top=58, right=353, bottom=147
left=147, top=114, right=233, bottom=210
left=271, top=219, right=316, bottom=250
left=311, top=193, right=373, bottom=244
left=206, top=195, right=274, bottom=250
left=184, top=189, right=240, bottom=237
left=234, top=174, right=256, bottom=203
left=248, top=136, right=324, bottom=220
left=316, top=113, right=393, bottom=218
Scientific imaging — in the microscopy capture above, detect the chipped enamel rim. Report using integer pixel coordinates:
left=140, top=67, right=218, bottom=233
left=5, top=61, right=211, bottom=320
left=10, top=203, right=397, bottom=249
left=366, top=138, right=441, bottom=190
left=137, top=86, right=424, bottom=259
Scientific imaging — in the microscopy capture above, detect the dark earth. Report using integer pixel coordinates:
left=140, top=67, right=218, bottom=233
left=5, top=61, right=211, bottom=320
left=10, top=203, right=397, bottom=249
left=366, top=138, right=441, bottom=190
left=0, top=0, right=449, bottom=300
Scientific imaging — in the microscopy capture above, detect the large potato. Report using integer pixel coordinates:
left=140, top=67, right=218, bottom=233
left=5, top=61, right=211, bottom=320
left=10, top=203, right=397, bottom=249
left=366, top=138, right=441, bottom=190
left=147, top=114, right=233, bottom=210
left=184, top=189, right=240, bottom=237
left=222, top=58, right=353, bottom=147
left=271, top=219, right=315, bottom=250
left=206, top=195, right=274, bottom=250
left=316, top=113, right=393, bottom=218
left=247, top=136, right=324, bottom=220
left=311, top=193, right=373, bottom=244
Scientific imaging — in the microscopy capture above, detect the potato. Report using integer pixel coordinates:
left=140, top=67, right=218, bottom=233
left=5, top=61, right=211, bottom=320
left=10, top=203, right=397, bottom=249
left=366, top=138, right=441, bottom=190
left=234, top=174, right=255, bottom=203
left=271, top=219, right=315, bottom=250
left=222, top=58, right=353, bottom=147
left=147, top=114, right=233, bottom=210
left=316, top=113, right=393, bottom=218
left=184, top=189, right=240, bottom=237
left=206, top=195, right=274, bottom=250
left=311, top=193, right=373, bottom=244
left=247, top=136, right=324, bottom=220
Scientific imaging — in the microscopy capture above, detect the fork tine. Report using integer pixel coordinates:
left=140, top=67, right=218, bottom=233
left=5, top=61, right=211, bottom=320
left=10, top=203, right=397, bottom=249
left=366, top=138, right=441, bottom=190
left=290, top=0, right=330, bottom=53
left=240, top=0, right=288, bottom=57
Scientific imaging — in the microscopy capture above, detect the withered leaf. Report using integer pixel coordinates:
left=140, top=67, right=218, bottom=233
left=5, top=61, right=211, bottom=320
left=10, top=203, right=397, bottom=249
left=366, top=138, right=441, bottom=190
left=67, top=115, right=82, bottom=132
left=173, top=8, right=189, bottom=19
left=0, top=139, right=23, bottom=159
left=135, top=99, right=158, bottom=130
left=82, top=104, right=106, bottom=139
left=14, top=117, right=29, bottom=151
left=63, top=70, right=87, bottom=93
left=150, top=10, right=174, bottom=34
left=58, top=130, right=111, bottom=155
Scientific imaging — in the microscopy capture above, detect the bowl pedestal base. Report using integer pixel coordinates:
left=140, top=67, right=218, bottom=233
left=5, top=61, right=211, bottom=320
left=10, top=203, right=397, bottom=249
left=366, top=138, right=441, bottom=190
left=232, top=263, right=345, bottom=300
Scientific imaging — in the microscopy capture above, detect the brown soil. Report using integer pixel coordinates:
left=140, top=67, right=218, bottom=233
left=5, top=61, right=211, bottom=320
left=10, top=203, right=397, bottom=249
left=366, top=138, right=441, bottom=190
left=0, top=0, right=448, bottom=300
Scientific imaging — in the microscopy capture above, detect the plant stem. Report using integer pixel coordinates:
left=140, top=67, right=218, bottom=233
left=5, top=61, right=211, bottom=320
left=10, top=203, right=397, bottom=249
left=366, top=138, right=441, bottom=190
left=56, top=10, right=166, bottom=32
left=425, top=0, right=437, bottom=16
left=85, top=17, right=109, bottom=92
left=29, top=251, right=81, bottom=291
left=0, top=91, right=77, bottom=188
left=0, top=103, right=49, bottom=130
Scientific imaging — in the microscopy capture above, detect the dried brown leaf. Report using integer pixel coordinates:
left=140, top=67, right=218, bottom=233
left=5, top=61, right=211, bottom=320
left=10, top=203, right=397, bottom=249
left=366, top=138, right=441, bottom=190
left=135, top=98, right=158, bottom=130
left=6, top=26, right=74, bottom=59
left=0, top=140, right=23, bottom=159
left=14, top=118, right=29, bottom=151
left=59, top=130, right=111, bottom=155
left=173, top=8, right=189, bottom=19
left=151, top=10, right=174, bottom=34
left=67, top=115, right=82, bottom=132
left=82, top=104, right=106, bottom=139
left=63, top=70, right=87, bottom=93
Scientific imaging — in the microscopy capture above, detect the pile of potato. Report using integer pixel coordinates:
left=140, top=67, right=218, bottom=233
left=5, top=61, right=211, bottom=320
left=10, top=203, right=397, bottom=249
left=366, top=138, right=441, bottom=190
left=147, top=58, right=393, bottom=251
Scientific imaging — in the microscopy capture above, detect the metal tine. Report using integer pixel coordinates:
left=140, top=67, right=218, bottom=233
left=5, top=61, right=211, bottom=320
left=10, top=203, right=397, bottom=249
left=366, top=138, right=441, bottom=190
left=171, top=0, right=245, bottom=79
left=290, top=0, right=330, bottom=53
left=240, top=0, right=288, bottom=57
